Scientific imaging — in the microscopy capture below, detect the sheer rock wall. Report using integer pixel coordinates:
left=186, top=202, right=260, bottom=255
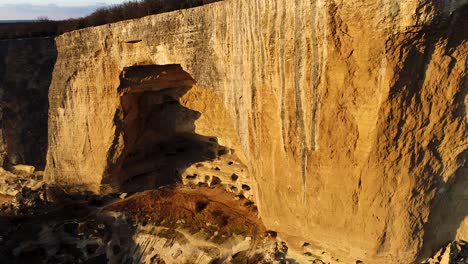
left=44, top=0, right=467, bottom=263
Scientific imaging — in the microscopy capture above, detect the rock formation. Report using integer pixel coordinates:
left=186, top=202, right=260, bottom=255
left=0, top=0, right=463, bottom=263
left=0, top=37, right=56, bottom=168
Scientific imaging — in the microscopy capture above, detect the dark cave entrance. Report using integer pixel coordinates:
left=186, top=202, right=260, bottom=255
left=107, top=65, right=228, bottom=192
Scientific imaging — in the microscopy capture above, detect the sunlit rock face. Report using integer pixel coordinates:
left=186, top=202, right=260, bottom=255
left=0, top=37, right=56, bottom=169
left=44, top=0, right=467, bottom=263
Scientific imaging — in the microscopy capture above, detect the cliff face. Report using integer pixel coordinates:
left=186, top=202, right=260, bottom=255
left=45, top=0, right=467, bottom=263
left=0, top=38, right=56, bottom=168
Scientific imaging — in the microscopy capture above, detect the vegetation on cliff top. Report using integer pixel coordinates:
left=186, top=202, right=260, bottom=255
left=0, top=0, right=220, bottom=40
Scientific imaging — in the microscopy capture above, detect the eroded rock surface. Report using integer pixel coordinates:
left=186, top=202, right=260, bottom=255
left=42, top=0, right=468, bottom=263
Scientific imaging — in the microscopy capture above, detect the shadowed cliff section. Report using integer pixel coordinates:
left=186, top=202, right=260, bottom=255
left=0, top=37, right=56, bottom=169
left=375, top=4, right=468, bottom=261
left=416, top=5, right=468, bottom=259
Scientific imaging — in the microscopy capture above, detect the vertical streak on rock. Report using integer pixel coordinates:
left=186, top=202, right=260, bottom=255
left=293, top=0, right=307, bottom=205
left=268, top=0, right=278, bottom=99
left=257, top=0, right=267, bottom=85
left=315, top=0, right=328, bottom=151
left=278, top=0, right=287, bottom=152
left=248, top=0, right=258, bottom=132
left=235, top=0, right=251, bottom=162
left=377, top=4, right=389, bottom=147
left=310, top=0, right=321, bottom=152
left=230, top=0, right=242, bottom=154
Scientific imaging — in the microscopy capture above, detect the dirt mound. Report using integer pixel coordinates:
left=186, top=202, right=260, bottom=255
left=106, top=185, right=266, bottom=244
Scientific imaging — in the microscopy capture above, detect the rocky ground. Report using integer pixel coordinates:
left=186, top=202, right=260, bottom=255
left=0, top=167, right=466, bottom=264
left=0, top=167, right=324, bottom=264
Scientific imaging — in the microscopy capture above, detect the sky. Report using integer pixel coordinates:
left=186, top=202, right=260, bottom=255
left=0, top=0, right=128, bottom=20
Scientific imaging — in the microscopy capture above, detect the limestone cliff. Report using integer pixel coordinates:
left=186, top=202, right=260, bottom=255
left=0, top=37, right=56, bottom=168
left=45, top=0, right=467, bottom=263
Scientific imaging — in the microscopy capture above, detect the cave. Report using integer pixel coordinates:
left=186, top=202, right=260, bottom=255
left=107, top=64, right=229, bottom=192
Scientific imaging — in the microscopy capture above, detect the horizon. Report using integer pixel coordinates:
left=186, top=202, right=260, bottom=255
left=0, top=1, right=128, bottom=20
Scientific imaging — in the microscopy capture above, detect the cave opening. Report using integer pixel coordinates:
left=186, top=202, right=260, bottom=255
left=106, top=64, right=229, bottom=192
